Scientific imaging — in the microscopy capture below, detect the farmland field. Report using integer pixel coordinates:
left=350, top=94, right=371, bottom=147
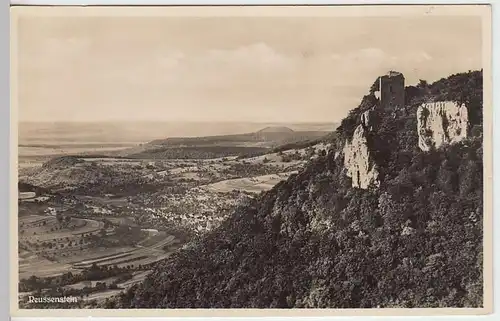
left=17, top=121, right=334, bottom=307
left=200, top=172, right=297, bottom=194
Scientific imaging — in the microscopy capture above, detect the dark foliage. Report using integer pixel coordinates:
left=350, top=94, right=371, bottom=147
left=118, top=70, right=483, bottom=309
left=19, top=264, right=137, bottom=293
left=129, top=146, right=271, bottom=160
left=42, top=156, right=84, bottom=169
left=18, top=182, right=50, bottom=195
left=149, top=130, right=329, bottom=147
left=271, top=132, right=337, bottom=154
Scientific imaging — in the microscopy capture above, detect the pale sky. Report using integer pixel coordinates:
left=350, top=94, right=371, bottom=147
left=16, top=12, right=483, bottom=123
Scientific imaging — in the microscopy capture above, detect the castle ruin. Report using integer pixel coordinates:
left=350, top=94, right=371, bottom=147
left=342, top=71, right=406, bottom=190
left=375, top=71, right=405, bottom=110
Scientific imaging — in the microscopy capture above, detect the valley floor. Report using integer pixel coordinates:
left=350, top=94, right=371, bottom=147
left=17, top=141, right=330, bottom=308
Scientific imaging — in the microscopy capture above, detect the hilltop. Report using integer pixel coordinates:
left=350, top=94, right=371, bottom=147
left=116, top=70, right=484, bottom=309
left=118, top=126, right=333, bottom=160
left=257, top=126, right=295, bottom=133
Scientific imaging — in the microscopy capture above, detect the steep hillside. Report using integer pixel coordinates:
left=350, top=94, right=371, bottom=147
left=137, top=128, right=329, bottom=158
left=115, top=70, right=484, bottom=309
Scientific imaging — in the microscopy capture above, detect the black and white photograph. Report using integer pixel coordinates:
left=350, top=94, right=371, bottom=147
left=10, top=4, right=492, bottom=316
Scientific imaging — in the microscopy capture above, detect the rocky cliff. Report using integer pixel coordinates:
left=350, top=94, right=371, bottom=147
left=115, top=70, right=484, bottom=309
left=417, top=101, right=469, bottom=151
left=342, top=109, right=379, bottom=189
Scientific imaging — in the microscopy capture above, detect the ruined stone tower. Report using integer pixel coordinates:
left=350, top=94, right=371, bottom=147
left=342, top=71, right=407, bottom=190
left=376, top=71, right=405, bottom=110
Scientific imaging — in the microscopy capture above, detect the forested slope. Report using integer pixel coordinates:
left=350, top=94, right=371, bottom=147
left=113, top=70, right=484, bottom=309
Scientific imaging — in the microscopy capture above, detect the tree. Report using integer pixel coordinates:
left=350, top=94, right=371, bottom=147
left=417, top=79, right=429, bottom=89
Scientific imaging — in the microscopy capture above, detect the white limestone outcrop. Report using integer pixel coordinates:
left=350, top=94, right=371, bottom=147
left=343, top=110, right=379, bottom=189
left=417, top=101, right=469, bottom=151
left=361, top=110, right=373, bottom=131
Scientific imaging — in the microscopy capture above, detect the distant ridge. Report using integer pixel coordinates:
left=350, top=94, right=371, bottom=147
left=256, top=126, right=295, bottom=134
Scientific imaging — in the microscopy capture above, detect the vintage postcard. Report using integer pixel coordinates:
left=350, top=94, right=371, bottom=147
left=10, top=4, right=492, bottom=317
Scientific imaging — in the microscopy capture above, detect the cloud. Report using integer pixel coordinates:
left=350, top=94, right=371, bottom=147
left=206, top=43, right=291, bottom=67
left=327, top=48, right=439, bottom=87
left=332, top=47, right=433, bottom=65
left=402, top=51, right=433, bottom=63
left=355, top=48, right=387, bottom=60
left=153, top=43, right=292, bottom=72
left=124, top=43, right=298, bottom=87
left=136, top=45, right=439, bottom=97
left=332, top=48, right=386, bottom=62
